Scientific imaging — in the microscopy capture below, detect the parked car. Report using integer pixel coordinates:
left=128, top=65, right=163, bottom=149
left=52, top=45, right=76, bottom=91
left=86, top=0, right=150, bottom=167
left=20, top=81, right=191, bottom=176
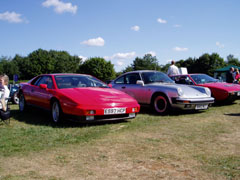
left=170, top=73, right=240, bottom=103
left=8, top=84, right=19, bottom=104
left=18, top=73, right=140, bottom=123
left=110, top=70, right=214, bottom=114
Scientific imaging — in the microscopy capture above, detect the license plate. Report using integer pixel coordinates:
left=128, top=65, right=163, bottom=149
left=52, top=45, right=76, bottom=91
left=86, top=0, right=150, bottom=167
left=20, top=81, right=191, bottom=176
left=195, top=104, right=208, bottom=110
left=104, top=108, right=126, bottom=115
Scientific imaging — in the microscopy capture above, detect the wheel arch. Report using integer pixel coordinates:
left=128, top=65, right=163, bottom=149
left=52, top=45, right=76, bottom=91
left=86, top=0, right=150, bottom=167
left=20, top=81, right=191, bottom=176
left=50, top=97, right=60, bottom=106
left=151, top=92, right=171, bottom=105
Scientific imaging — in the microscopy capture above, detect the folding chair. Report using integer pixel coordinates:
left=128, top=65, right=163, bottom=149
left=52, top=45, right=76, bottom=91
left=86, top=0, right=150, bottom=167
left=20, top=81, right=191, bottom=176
left=0, top=97, right=11, bottom=125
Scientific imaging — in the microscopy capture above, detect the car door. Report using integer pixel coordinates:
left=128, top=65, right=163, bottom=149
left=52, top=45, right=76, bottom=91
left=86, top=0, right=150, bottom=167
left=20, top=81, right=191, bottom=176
left=30, top=75, right=54, bottom=109
left=113, top=73, right=147, bottom=103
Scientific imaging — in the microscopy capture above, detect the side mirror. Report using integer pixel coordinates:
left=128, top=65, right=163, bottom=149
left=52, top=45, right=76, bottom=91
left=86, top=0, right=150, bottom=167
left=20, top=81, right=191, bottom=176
left=108, top=84, right=112, bottom=88
left=40, top=84, right=48, bottom=89
left=136, top=80, right=144, bottom=86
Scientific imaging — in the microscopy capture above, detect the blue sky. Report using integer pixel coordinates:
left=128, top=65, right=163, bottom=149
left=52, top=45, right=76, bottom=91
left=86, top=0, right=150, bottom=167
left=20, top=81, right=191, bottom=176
left=0, top=0, right=240, bottom=72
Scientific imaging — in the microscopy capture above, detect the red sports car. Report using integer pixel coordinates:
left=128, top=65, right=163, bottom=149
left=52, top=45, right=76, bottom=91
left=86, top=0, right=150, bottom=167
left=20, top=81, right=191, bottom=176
left=18, top=74, right=140, bottom=123
left=170, top=74, right=240, bottom=103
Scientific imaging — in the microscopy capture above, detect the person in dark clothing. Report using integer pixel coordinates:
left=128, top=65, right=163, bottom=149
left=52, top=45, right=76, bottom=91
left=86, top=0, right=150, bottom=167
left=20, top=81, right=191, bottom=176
left=226, top=67, right=234, bottom=83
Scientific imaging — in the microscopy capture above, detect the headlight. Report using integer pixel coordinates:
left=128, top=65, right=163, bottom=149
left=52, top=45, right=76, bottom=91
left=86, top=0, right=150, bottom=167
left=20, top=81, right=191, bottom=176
left=205, top=87, right=211, bottom=96
left=177, top=87, right=184, bottom=96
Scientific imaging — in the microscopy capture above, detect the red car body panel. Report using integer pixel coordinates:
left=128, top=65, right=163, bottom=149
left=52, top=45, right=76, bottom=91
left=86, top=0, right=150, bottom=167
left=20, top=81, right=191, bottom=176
left=19, top=74, right=140, bottom=121
left=197, top=82, right=238, bottom=101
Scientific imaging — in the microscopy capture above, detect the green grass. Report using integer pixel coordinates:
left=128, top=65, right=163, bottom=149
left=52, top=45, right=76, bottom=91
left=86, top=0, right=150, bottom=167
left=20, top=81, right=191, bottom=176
left=0, top=102, right=240, bottom=179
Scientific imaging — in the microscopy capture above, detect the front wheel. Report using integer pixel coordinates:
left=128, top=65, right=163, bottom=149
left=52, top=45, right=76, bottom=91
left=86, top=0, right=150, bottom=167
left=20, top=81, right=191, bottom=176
left=152, top=95, right=170, bottom=115
left=19, top=93, right=27, bottom=112
left=51, top=101, right=63, bottom=123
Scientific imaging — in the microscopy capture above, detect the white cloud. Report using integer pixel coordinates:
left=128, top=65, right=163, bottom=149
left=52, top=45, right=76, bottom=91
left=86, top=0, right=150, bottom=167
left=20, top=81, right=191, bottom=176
left=42, top=0, right=77, bottom=14
left=81, top=37, right=105, bottom=47
left=79, top=55, right=88, bottom=62
left=173, top=47, right=189, bottom=52
left=157, top=18, right=167, bottom=24
left=0, top=11, right=27, bottom=23
left=146, top=51, right=156, bottom=56
left=216, top=41, right=224, bottom=48
left=117, top=61, right=124, bottom=66
left=105, top=52, right=136, bottom=60
left=173, top=24, right=182, bottom=28
left=131, top=25, right=140, bottom=31
left=104, top=52, right=137, bottom=72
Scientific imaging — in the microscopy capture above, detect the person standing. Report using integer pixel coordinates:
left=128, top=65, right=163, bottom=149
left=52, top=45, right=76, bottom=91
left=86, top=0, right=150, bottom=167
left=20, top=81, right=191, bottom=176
left=167, top=60, right=180, bottom=76
left=226, top=67, right=235, bottom=83
left=0, top=75, right=10, bottom=111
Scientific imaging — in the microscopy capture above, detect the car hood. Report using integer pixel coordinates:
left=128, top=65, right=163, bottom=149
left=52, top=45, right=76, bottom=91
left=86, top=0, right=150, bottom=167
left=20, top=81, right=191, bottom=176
left=199, top=82, right=240, bottom=91
left=147, top=83, right=210, bottom=98
left=59, top=87, right=138, bottom=106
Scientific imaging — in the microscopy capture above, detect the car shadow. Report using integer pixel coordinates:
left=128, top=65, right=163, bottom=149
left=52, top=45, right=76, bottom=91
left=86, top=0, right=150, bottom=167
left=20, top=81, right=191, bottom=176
left=139, top=106, right=206, bottom=116
left=10, top=107, right=129, bottom=128
left=224, top=113, right=240, bottom=117
left=213, top=100, right=239, bottom=107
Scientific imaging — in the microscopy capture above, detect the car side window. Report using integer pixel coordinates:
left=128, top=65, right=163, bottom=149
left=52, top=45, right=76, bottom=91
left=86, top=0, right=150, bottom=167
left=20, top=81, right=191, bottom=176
left=125, top=73, right=141, bottom=84
left=115, top=76, right=125, bottom=84
left=178, top=76, right=188, bottom=84
left=31, top=76, right=42, bottom=86
left=175, top=76, right=194, bottom=85
left=36, top=76, right=53, bottom=89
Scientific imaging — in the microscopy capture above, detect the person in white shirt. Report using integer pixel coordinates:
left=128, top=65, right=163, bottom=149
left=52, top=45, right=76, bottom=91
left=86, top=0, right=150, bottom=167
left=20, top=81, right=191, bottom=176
left=167, top=60, right=180, bottom=76
left=0, top=75, right=10, bottom=111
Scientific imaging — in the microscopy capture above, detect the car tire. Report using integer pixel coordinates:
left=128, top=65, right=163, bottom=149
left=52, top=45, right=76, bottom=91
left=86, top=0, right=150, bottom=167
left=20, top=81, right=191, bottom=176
left=152, top=94, right=170, bottom=114
left=12, top=92, right=19, bottom=104
left=19, top=93, right=27, bottom=112
left=51, top=100, right=63, bottom=123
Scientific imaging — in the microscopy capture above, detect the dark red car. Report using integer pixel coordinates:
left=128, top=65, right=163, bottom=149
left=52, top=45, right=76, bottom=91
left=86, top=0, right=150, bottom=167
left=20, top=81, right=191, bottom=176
left=170, top=74, right=240, bottom=103
left=18, top=74, right=140, bottom=123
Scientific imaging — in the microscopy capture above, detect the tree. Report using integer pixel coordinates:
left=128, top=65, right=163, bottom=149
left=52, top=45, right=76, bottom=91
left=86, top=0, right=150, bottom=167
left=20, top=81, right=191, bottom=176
left=193, top=53, right=225, bottom=76
left=132, top=54, right=160, bottom=70
left=12, top=49, right=82, bottom=79
left=226, top=54, right=240, bottom=66
left=0, top=56, right=19, bottom=79
left=78, top=57, right=116, bottom=81
left=122, top=54, right=161, bottom=73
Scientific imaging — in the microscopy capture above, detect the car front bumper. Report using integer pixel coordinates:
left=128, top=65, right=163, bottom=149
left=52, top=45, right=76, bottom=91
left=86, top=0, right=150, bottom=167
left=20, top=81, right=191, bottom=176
left=171, top=97, right=215, bottom=110
left=64, top=112, right=137, bottom=122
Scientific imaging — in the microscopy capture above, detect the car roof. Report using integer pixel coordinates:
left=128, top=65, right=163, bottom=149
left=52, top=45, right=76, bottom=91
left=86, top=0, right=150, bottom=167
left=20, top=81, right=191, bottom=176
left=171, top=73, right=205, bottom=76
left=40, top=73, right=91, bottom=76
left=122, top=70, right=162, bottom=75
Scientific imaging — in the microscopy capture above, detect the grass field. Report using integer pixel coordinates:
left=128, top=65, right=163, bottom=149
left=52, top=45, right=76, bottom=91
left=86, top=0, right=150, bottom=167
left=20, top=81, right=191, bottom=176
left=0, top=102, right=240, bottom=180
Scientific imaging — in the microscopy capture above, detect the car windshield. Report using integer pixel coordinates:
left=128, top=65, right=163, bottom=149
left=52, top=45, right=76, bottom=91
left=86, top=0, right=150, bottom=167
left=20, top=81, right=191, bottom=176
left=55, top=75, right=108, bottom=89
left=141, top=72, right=174, bottom=84
left=190, top=74, right=218, bottom=84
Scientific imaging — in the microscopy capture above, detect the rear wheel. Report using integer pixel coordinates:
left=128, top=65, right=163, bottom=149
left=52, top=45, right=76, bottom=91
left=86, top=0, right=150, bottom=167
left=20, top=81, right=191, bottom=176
left=51, top=100, right=63, bottom=123
left=152, top=94, right=170, bottom=114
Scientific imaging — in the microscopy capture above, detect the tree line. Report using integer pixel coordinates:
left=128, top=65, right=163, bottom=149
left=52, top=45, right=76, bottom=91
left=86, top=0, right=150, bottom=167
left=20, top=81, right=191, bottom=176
left=0, top=48, right=239, bottom=82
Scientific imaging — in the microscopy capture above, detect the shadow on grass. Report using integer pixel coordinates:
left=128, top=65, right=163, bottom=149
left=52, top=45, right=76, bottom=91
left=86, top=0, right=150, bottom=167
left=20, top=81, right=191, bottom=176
left=224, top=113, right=240, bottom=117
left=9, top=107, right=129, bottom=128
left=139, top=106, right=206, bottom=116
